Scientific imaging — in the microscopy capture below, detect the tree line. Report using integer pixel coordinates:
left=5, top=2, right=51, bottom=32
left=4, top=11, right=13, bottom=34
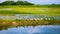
left=0, top=1, right=34, bottom=5
left=0, top=1, right=60, bottom=7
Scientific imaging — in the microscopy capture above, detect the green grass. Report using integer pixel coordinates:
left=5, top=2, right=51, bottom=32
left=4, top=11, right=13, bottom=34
left=0, top=5, right=60, bottom=16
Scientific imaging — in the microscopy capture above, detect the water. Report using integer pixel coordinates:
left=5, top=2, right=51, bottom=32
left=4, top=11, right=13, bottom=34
left=0, top=14, right=60, bottom=20
left=0, top=25, right=60, bottom=34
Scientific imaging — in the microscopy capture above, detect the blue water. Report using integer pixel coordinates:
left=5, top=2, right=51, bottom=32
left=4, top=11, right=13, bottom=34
left=0, top=14, right=60, bottom=20
left=0, top=25, right=60, bottom=34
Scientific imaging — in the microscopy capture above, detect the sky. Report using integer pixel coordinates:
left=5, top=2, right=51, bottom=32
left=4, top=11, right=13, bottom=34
left=0, top=0, right=60, bottom=4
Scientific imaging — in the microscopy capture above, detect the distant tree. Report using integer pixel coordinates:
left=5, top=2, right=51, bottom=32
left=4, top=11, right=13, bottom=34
left=16, top=1, right=24, bottom=5
left=16, top=1, right=34, bottom=5
left=0, top=3, right=1, bottom=5
left=23, top=1, right=34, bottom=5
left=0, top=0, right=34, bottom=5
left=2, top=1, right=16, bottom=5
left=52, top=3, right=56, bottom=5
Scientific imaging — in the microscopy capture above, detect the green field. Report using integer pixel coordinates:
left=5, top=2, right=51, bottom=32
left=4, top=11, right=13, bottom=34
left=0, top=5, right=60, bottom=16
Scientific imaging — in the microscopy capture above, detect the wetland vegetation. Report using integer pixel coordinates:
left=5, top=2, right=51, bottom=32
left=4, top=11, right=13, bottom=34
left=0, top=1, right=60, bottom=33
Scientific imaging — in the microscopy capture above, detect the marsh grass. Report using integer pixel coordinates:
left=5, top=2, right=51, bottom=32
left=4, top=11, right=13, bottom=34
left=0, top=19, right=60, bottom=27
left=0, top=19, right=60, bottom=30
left=0, top=6, right=60, bottom=16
